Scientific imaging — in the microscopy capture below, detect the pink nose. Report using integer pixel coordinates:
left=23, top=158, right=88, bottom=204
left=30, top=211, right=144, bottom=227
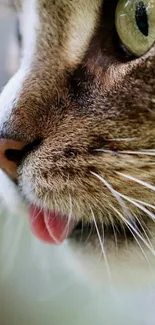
left=0, top=139, right=26, bottom=179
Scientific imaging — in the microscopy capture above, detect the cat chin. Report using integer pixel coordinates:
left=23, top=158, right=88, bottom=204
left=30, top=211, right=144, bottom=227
left=0, top=172, right=155, bottom=290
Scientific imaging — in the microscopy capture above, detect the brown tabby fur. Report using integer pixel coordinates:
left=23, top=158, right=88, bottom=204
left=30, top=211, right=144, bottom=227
left=0, top=0, right=155, bottom=254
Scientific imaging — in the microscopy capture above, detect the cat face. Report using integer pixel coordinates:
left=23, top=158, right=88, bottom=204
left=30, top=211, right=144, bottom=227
left=0, top=0, right=155, bottom=273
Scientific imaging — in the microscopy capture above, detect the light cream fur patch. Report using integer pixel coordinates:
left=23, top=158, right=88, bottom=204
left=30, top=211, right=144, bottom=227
left=63, top=0, right=102, bottom=65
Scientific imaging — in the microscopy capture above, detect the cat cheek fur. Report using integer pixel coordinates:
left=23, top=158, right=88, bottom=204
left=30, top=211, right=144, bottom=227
left=0, top=0, right=155, bottom=286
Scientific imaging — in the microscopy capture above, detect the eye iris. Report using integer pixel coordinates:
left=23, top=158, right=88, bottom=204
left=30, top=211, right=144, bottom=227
left=135, top=1, right=149, bottom=36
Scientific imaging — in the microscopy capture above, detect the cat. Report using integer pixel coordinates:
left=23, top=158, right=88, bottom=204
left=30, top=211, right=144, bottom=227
left=0, top=0, right=155, bottom=323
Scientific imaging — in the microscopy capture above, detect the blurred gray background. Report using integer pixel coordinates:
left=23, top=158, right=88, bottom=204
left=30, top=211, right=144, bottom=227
left=0, top=2, right=17, bottom=88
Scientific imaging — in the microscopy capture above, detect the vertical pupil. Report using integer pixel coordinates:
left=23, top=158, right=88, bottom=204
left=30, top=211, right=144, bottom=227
left=135, top=1, right=149, bottom=36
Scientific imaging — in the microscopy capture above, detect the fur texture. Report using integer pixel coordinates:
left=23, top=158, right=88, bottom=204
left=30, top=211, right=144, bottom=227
left=0, top=0, right=155, bottom=286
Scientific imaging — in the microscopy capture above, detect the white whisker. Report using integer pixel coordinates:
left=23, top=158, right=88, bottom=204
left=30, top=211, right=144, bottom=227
left=44, top=211, right=60, bottom=245
left=90, top=171, right=131, bottom=218
left=90, top=206, right=111, bottom=280
left=94, top=149, right=155, bottom=156
left=97, top=221, right=105, bottom=262
left=111, top=220, right=118, bottom=251
left=115, top=192, right=155, bottom=221
left=143, top=149, right=155, bottom=152
left=91, top=170, right=155, bottom=223
left=61, top=193, right=73, bottom=238
left=84, top=222, right=93, bottom=245
left=90, top=170, right=155, bottom=275
left=111, top=205, right=155, bottom=257
left=107, top=138, right=137, bottom=142
left=120, top=218, right=153, bottom=273
left=134, top=199, right=155, bottom=211
left=30, top=206, right=43, bottom=223
left=94, top=149, right=118, bottom=154
left=119, top=151, right=155, bottom=156
left=133, top=213, right=154, bottom=250
left=117, top=172, right=155, bottom=192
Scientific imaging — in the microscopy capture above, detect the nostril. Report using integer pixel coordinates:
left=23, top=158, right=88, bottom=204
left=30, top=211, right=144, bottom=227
left=0, top=138, right=42, bottom=180
left=4, top=138, right=42, bottom=164
left=5, top=149, right=24, bottom=164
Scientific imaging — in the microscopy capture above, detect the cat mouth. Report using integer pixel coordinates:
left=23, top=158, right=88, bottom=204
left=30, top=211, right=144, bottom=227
left=29, top=205, right=135, bottom=245
left=29, top=205, right=78, bottom=244
left=29, top=205, right=97, bottom=244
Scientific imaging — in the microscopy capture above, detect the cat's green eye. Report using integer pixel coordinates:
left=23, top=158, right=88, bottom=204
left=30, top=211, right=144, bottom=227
left=115, top=0, right=155, bottom=57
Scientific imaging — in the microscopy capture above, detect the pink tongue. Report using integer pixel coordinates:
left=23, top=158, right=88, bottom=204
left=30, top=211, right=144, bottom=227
left=29, top=205, right=76, bottom=244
